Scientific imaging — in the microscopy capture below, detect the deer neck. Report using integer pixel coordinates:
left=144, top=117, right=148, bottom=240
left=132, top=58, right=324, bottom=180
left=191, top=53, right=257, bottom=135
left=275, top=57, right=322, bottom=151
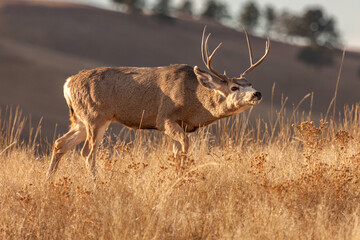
left=197, top=87, right=233, bottom=119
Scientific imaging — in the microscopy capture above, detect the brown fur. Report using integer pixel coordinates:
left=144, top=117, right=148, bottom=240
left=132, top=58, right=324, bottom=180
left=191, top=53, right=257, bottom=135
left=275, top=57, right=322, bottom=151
left=69, top=107, right=77, bottom=128
left=47, top=57, right=266, bottom=178
left=47, top=64, right=263, bottom=179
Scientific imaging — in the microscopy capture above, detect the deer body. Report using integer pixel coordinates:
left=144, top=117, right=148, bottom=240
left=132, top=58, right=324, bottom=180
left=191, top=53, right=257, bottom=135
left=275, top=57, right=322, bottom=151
left=47, top=27, right=270, bottom=179
left=68, top=65, right=231, bottom=132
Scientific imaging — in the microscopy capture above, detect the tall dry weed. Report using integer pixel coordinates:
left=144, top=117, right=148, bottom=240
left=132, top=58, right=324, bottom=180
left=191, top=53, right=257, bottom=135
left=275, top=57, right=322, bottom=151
left=1, top=102, right=360, bottom=239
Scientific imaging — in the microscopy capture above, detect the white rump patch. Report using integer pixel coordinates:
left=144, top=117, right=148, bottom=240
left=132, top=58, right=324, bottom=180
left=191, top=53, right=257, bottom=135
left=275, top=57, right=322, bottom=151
left=63, top=77, right=73, bottom=106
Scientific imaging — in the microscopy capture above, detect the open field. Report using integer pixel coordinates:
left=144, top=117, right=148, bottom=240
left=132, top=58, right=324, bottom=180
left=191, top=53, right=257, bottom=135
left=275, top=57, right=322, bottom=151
left=0, top=1, right=360, bottom=140
left=1, top=1, right=360, bottom=239
left=1, top=103, right=360, bottom=239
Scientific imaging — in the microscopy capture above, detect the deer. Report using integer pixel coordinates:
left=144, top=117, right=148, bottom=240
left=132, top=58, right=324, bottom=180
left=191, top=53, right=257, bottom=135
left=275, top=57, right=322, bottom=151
left=47, top=26, right=270, bottom=179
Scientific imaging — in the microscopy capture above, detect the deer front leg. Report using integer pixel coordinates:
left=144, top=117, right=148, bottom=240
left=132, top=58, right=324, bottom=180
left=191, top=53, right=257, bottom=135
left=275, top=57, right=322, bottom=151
left=162, top=119, right=189, bottom=156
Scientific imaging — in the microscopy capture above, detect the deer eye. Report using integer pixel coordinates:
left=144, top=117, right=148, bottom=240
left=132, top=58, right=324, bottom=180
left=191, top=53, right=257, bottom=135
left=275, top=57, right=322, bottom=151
left=231, top=86, right=239, bottom=91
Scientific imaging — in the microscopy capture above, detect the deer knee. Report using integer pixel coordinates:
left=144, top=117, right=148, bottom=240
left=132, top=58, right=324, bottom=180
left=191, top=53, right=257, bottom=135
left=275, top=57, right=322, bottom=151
left=53, top=138, right=66, bottom=153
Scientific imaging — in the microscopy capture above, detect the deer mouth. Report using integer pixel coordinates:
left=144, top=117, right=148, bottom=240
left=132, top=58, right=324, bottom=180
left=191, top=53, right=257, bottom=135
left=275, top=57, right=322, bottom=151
left=248, top=99, right=261, bottom=105
left=246, top=91, right=262, bottom=105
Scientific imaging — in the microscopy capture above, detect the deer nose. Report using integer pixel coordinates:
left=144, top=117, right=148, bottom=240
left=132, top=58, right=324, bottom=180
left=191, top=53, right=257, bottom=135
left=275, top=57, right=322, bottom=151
left=253, top=91, right=262, bottom=99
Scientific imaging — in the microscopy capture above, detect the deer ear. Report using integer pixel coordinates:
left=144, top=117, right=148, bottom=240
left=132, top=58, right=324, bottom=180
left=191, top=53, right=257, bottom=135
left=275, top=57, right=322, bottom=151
left=194, top=66, right=223, bottom=90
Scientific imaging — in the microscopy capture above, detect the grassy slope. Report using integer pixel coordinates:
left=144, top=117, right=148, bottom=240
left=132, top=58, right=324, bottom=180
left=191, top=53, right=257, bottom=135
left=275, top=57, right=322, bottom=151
left=1, top=2, right=360, bottom=238
left=0, top=1, right=359, bottom=140
left=0, top=104, right=360, bottom=239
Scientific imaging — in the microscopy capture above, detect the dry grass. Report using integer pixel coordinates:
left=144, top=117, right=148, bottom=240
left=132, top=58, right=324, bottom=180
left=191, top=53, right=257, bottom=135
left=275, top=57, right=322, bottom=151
left=1, top=103, right=360, bottom=240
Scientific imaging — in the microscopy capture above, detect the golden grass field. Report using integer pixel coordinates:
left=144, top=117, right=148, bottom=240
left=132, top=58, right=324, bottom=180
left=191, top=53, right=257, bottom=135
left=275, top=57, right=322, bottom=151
left=1, top=2, right=360, bottom=239
left=0, top=101, right=360, bottom=239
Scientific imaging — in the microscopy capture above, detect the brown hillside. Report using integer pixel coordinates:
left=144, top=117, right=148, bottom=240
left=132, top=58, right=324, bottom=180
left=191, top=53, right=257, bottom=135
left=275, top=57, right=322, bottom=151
left=0, top=1, right=359, bottom=140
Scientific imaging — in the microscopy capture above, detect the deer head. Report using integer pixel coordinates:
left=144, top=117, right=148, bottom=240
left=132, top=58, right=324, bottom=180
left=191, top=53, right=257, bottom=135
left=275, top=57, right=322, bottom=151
left=194, top=26, right=270, bottom=113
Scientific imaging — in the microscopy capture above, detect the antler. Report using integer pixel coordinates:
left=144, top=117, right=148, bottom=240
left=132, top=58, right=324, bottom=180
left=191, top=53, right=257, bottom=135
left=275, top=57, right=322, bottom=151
left=201, top=26, right=229, bottom=82
left=241, top=28, right=270, bottom=78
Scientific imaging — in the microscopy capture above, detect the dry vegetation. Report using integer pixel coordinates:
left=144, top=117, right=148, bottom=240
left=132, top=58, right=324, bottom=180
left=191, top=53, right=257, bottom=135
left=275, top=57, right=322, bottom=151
left=0, top=102, right=360, bottom=240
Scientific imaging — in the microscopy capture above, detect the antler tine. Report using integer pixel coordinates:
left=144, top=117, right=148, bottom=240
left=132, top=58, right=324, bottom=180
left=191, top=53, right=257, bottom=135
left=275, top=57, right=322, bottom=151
left=200, top=26, right=228, bottom=82
left=201, top=26, right=208, bottom=67
left=243, top=27, right=254, bottom=66
left=241, top=30, right=271, bottom=78
left=207, top=42, right=223, bottom=68
left=204, top=32, right=212, bottom=65
left=201, top=27, right=214, bottom=68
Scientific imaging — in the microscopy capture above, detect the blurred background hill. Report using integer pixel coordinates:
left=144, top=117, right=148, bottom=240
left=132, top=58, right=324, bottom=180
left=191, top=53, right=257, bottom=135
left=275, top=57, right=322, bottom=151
left=0, top=0, right=359, bottom=142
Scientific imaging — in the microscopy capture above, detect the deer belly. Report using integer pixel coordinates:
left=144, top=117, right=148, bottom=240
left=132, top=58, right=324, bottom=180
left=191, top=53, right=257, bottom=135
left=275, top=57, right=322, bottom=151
left=112, top=113, right=157, bottom=130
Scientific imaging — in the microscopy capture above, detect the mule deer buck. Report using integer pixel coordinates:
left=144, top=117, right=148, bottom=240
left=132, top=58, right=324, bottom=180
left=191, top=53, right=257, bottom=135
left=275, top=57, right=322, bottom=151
left=47, top=26, right=270, bottom=179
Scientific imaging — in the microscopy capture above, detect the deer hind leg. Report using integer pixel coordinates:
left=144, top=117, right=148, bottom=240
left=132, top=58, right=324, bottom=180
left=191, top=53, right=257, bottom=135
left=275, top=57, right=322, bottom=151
left=163, top=120, right=189, bottom=156
left=47, top=121, right=86, bottom=179
left=82, top=121, right=110, bottom=178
